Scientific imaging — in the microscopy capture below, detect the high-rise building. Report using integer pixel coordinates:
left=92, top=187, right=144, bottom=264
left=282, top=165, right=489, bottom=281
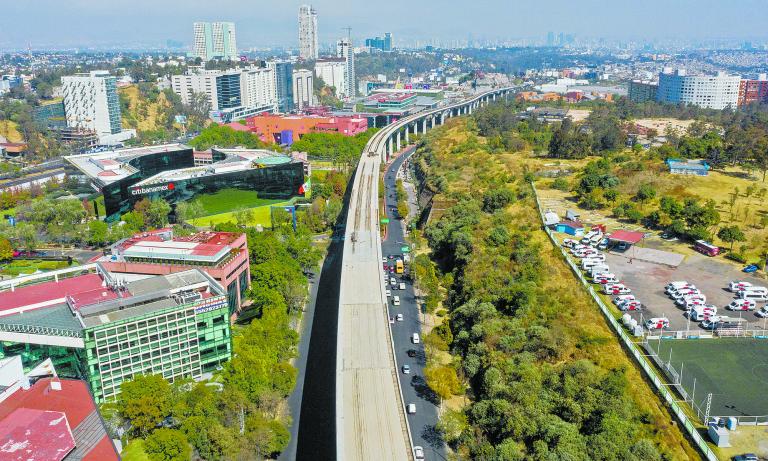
left=0, top=264, right=232, bottom=402
left=268, top=61, right=295, bottom=113
left=365, top=33, right=392, bottom=52
left=293, top=69, right=314, bottom=110
left=628, top=80, right=658, bottom=103
left=61, top=71, right=122, bottom=139
left=336, top=38, right=356, bottom=99
left=315, top=58, right=347, bottom=98
left=171, top=67, right=276, bottom=114
left=193, top=22, right=238, bottom=61
left=737, top=74, right=768, bottom=107
left=298, top=5, right=318, bottom=60
left=656, top=69, right=741, bottom=110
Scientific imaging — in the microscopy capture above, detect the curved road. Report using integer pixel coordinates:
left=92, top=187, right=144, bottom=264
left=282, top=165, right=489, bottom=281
left=336, top=88, right=513, bottom=461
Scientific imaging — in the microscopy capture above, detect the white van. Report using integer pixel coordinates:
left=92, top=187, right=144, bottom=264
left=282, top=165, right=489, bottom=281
left=738, top=291, right=768, bottom=302
left=412, top=333, right=420, bottom=344
left=581, top=259, right=604, bottom=270
left=407, top=403, right=416, bottom=414
left=393, top=296, right=401, bottom=306
left=588, top=265, right=610, bottom=277
left=589, top=233, right=604, bottom=246
left=740, top=286, right=768, bottom=296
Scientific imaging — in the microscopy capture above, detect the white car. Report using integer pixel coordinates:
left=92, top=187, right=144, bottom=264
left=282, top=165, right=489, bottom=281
left=399, top=282, right=406, bottom=290
left=613, top=294, right=636, bottom=305
left=396, top=314, right=404, bottom=321
left=413, top=446, right=425, bottom=460
left=593, top=273, right=618, bottom=284
left=727, top=299, right=757, bottom=311
left=402, top=364, right=410, bottom=374
left=393, top=296, right=401, bottom=306
left=756, top=306, right=768, bottom=318
left=385, top=290, right=391, bottom=297
left=646, top=317, right=670, bottom=330
left=729, top=281, right=753, bottom=292
left=619, top=300, right=643, bottom=311
left=562, top=238, right=578, bottom=249
left=407, top=403, right=416, bottom=414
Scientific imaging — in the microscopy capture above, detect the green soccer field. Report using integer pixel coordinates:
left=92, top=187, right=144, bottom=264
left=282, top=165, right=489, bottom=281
left=195, top=189, right=284, bottom=215
left=649, top=338, right=768, bottom=417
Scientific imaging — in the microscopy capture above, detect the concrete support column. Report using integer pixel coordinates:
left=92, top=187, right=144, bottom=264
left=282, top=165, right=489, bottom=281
left=396, top=131, right=401, bottom=151
left=405, top=125, right=410, bottom=144
left=387, top=137, right=392, bottom=158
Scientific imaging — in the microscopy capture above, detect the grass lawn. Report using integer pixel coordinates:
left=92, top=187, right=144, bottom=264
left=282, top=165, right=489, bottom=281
left=649, top=338, right=768, bottom=417
left=121, top=439, right=149, bottom=461
left=195, top=189, right=285, bottom=215
left=0, top=259, right=71, bottom=276
left=191, top=200, right=294, bottom=228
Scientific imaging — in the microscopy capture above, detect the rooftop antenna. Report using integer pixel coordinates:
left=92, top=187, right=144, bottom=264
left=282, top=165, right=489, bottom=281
left=342, top=27, right=352, bottom=40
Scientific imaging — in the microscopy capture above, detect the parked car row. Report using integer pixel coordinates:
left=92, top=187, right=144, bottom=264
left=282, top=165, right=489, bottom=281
left=563, top=238, right=646, bottom=313
left=728, top=281, right=768, bottom=302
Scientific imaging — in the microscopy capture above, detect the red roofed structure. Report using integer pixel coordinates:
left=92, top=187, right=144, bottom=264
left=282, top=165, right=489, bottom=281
left=0, top=378, right=119, bottom=461
left=607, top=230, right=645, bottom=245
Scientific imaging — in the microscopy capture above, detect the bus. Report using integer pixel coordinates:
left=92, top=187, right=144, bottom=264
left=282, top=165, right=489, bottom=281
left=694, top=240, right=720, bottom=257
left=395, top=259, right=404, bottom=274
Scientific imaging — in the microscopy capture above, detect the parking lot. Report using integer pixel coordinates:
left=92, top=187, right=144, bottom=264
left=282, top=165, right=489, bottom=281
left=605, top=251, right=768, bottom=333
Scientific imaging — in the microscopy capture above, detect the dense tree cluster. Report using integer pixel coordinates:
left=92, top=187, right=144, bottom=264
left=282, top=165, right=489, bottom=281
left=290, top=129, right=378, bottom=167
left=189, top=124, right=267, bottom=151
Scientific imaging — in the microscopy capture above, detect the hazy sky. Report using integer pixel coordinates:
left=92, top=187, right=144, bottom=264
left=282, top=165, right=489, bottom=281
left=2, top=0, right=768, bottom=49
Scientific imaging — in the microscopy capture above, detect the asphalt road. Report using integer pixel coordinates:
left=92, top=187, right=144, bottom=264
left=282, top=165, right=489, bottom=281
left=383, top=146, right=446, bottom=459
left=279, top=265, right=322, bottom=461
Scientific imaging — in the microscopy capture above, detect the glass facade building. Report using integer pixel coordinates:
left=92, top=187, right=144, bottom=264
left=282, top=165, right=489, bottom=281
left=216, top=73, right=242, bottom=110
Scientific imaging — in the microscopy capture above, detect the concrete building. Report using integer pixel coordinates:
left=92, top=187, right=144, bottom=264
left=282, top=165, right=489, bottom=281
left=293, top=69, right=314, bottom=110
left=0, top=75, right=22, bottom=95
left=193, top=22, right=238, bottom=61
left=267, top=61, right=294, bottom=113
left=315, top=58, right=347, bottom=97
left=241, top=113, right=367, bottom=145
left=95, top=228, right=250, bottom=318
left=738, top=74, right=768, bottom=107
left=298, top=5, right=318, bottom=60
left=656, top=69, right=741, bottom=110
left=0, top=264, right=232, bottom=402
left=61, top=71, right=131, bottom=144
left=628, top=80, right=658, bottom=103
left=337, top=38, right=356, bottom=99
left=171, top=67, right=277, bottom=121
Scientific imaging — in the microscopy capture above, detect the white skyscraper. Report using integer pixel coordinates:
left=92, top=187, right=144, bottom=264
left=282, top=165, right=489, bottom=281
left=298, top=5, right=318, bottom=60
left=61, top=71, right=123, bottom=140
left=193, top=22, right=238, bottom=61
left=657, top=69, right=741, bottom=110
left=293, top=69, right=314, bottom=110
left=336, top=38, right=355, bottom=99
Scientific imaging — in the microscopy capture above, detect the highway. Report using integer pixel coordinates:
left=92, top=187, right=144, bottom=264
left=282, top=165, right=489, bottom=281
left=383, top=146, right=446, bottom=460
left=336, top=87, right=513, bottom=461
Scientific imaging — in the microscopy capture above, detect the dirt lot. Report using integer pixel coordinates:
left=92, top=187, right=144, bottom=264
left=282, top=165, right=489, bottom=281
left=606, top=250, right=768, bottom=333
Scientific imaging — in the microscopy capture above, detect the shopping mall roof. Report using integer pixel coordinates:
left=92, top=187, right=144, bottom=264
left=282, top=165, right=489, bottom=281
left=0, top=273, right=107, bottom=317
left=0, top=378, right=118, bottom=461
left=63, top=143, right=191, bottom=185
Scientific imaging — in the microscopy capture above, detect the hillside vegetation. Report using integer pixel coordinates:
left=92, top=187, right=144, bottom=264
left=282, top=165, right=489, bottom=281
left=411, top=118, right=699, bottom=460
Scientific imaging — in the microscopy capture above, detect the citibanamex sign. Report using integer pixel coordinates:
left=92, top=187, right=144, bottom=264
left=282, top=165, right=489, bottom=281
left=131, top=182, right=175, bottom=196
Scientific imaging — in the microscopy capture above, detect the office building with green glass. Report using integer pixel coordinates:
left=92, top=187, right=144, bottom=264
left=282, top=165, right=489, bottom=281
left=0, top=264, right=231, bottom=402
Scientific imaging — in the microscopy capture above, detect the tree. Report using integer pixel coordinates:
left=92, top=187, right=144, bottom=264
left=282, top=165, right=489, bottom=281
left=175, top=200, right=204, bottom=224
left=122, top=210, right=146, bottom=232
left=135, top=198, right=172, bottom=229
left=233, top=207, right=255, bottom=227
left=635, top=183, right=657, bottom=205
left=118, top=375, right=172, bottom=436
left=717, top=225, right=746, bottom=251
left=87, top=220, right=109, bottom=246
left=143, top=428, right=190, bottom=461
left=0, top=238, right=13, bottom=260
left=424, top=365, right=461, bottom=410
left=186, top=91, right=212, bottom=128
left=481, top=188, right=515, bottom=213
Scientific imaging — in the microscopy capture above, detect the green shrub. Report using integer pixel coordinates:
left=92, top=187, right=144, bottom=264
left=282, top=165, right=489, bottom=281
left=551, top=178, right=569, bottom=191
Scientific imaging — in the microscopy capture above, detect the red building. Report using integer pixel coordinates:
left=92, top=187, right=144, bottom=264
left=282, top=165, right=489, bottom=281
left=0, top=377, right=119, bottom=461
left=232, top=114, right=368, bottom=145
left=96, top=228, right=250, bottom=319
left=738, top=76, right=768, bottom=107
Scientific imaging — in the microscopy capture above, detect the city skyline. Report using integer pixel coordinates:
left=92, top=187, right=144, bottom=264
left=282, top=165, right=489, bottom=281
left=2, top=0, right=768, bottom=50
